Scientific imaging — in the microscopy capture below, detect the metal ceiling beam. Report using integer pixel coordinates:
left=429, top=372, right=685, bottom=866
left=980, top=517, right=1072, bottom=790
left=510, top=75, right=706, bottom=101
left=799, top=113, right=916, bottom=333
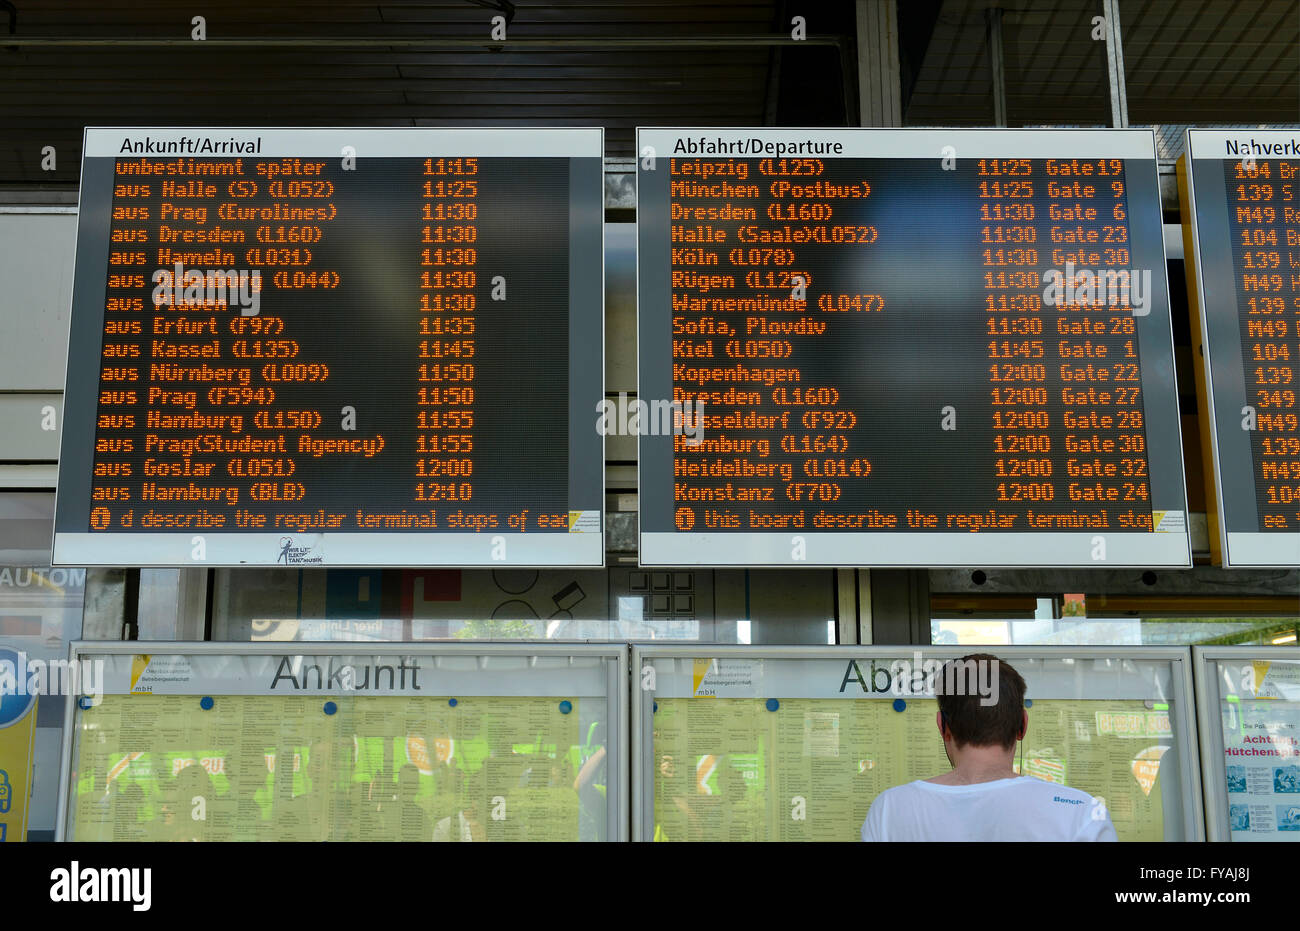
left=930, top=566, right=1300, bottom=598
left=0, top=35, right=846, bottom=48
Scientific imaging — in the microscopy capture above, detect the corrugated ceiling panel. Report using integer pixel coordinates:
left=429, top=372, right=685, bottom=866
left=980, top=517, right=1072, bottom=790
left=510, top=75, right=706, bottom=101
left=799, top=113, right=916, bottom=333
left=0, top=0, right=783, bottom=182
left=904, top=0, right=1296, bottom=128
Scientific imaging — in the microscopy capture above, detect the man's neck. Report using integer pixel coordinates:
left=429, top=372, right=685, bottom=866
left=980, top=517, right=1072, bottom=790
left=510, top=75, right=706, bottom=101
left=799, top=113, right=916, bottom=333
left=928, top=745, right=1018, bottom=785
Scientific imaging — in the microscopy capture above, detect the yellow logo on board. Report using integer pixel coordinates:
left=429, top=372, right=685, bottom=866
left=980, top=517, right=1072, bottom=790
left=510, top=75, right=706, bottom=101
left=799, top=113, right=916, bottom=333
left=692, top=659, right=715, bottom=696
left=129, top=655, right=152, bottom=693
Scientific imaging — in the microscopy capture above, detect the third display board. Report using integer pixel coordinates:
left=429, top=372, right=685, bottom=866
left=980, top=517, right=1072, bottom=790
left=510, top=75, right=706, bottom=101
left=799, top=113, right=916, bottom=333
left=637, top=128, right=1189, bottom=566
left=1182, top=129, right=1300, bottom=566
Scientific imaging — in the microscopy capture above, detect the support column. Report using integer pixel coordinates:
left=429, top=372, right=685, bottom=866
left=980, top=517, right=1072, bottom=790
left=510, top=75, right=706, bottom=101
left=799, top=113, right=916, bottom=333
left=836, top=569, right=860, bottom=644
left=854, top=2, right=926, bottom=643
left=856, top=0, right=902, bottom=127
left=986, top=7, right=1008, bottom=126
left=869, top=569, right=931, bottom=644
left=1101, top=0, right=1129, bottom=127
left=137, top=567, right=208, bottom=640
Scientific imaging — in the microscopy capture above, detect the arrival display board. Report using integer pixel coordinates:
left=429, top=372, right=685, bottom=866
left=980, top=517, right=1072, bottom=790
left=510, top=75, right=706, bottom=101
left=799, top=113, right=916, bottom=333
left=1195, top=648, right=1300, bottom=841
left=59, top=646, right=621, bottom=841
left=638, top=129, right=1189, bottom=566
left=1183, top=129, right=1300, bottom=566
left=55, top=128, right=604, bottom=567
left=634, top=647, right=1203, bottom=841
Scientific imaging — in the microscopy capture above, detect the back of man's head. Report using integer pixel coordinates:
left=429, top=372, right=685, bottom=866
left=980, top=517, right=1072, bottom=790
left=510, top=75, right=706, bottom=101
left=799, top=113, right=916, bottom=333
left=935, top=653, right=1027, bottom=750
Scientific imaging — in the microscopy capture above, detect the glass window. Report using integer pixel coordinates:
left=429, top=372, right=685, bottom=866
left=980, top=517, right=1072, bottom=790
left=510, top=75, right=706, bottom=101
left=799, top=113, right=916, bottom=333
left=931, top=594, right=1298, bottom=646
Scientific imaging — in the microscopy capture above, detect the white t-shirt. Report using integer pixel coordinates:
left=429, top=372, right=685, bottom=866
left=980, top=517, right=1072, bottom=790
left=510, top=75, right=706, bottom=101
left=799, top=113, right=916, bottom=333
left=860, top=775, right=1118, bottom=842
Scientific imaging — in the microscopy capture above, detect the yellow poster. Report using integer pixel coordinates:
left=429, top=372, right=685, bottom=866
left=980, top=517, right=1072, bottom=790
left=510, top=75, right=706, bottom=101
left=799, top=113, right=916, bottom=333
left=0, top=693, right=37, bottom=843
left=71, top=693, right=599, bottom=841
left=653, top=698, right=1167, bottom=841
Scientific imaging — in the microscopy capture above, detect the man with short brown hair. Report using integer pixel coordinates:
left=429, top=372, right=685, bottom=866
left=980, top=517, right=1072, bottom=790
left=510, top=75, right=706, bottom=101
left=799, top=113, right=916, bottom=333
left=861, top=653, right=1117, bottom=842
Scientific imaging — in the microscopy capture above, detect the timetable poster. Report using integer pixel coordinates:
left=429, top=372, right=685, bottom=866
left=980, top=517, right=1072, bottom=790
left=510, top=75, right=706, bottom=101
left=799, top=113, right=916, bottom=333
left=1184, top=129, right=1300, bottom=566
left=69, top=693, right=604, bottom=842
left=1219, top=660, right=1300, bottom=841
left=638, top=129, right=1189, bottom=566
left=54, top=128, right=604, bottom=567
left=652, top=698, right=1167, bottom=842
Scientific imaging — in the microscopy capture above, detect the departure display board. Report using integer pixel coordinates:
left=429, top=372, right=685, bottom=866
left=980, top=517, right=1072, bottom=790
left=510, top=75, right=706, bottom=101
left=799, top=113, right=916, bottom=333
left=55, top=128, right=604, bottom=567
left=638, top=128, right=1189, bottom=566
left=1183, top=129, right=1300, bottom=567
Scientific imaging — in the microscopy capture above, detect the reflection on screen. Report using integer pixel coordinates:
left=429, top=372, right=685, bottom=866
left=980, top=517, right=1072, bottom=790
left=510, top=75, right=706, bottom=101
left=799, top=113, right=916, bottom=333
left=653, top=698, right=1167, bottom=841
left=71, top=694, right=606, bottom=841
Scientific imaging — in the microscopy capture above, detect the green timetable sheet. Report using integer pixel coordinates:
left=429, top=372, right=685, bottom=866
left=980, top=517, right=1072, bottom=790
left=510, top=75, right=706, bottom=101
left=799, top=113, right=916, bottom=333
left=652, top=698, right=1169, bottom=841
left=70, top=693, right=598, bottom=841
